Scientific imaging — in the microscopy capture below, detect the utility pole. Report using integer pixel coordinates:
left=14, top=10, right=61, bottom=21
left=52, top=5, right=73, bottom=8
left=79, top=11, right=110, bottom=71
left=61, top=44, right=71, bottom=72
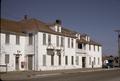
left=115, top=30, right=120, bottom=68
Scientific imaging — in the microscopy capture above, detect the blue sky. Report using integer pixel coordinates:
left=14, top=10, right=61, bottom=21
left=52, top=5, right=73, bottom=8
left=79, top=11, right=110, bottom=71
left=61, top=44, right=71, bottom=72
left=1, top=0, right=120, bottom=56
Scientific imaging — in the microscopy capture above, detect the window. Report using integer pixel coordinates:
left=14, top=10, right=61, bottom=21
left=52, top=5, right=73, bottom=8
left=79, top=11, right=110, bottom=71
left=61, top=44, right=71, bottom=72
left=71, top=39, right=74, bottom=48
left=65, top=56, right=68, bottom=65
left=16, top=35, right=20, bottom=45
left=94, top=57, right=96, bottom=65
left=71, top=56, right=74, bottom=65
left=51, top=55, right=54, bottom=66
left=78, top=44, right=82, bottom=49
left=56, top=36, right=59, bottom=47
left=76, top=56, right=79, bottom=65
left=89, top=44, right=91, bottom=50
left=29, top=33, right=33, bottom=45
left=43, top=33, right=46, bottom=45
left=68, top=38, right=70, bottom=48
left=5, top=33, right=10, bottom=44
left=89, top=57, right=91, bottom=65
left=83, top=44, right=86, bottom=50
left=98, top=57, right=100, bottom=65
left=5, top=54, right=9, bottom=64
left=94, top=45, right=96, bottom=51
left=61, top=37, right=64, bottom=47
left=48, top=34, right=51, bottom=45
left=43, top=55, right=46, bottom=66
left=57, top=26, right=59, bottom=32
left=58, top=55, right=61, bottom=65
left=98, top=46, right=99, bottom=51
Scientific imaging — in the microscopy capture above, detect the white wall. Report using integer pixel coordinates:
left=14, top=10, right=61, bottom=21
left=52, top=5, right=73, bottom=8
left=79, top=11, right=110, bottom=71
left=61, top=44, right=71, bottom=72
left=0, top=33, right=26, bottom=71
left=0, top=31, right=102, bottom=72
left=37, top=32, right=76, bottom=71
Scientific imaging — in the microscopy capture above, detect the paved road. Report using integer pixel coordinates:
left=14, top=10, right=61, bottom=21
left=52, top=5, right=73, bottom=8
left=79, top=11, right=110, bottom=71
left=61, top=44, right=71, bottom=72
left=2, top=69, right=120, bottom=81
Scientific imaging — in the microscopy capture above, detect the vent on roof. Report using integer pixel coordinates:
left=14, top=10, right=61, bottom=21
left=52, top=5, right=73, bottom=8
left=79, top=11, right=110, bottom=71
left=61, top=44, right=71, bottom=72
left=56, top=19, right=61, bottom=25
left=24, top=15, right=28, bottom=20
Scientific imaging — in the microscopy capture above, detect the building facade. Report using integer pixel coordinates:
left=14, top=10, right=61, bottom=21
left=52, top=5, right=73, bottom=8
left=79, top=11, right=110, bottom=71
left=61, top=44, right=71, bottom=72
left=0, top=17, right=102, bottom=72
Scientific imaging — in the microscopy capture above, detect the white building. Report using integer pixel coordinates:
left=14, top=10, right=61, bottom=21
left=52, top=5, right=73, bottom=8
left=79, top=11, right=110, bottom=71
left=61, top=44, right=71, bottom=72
left=0, top=17, right=102, bottom=72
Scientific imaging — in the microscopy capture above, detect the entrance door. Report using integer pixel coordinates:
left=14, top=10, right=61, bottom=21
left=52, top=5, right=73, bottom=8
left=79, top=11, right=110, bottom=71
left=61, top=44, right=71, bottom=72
left=82, top=57, right=86, bottom=68
left=15, top=56, right=19, bottom=70
left=28, top=55, right=33, bottom=70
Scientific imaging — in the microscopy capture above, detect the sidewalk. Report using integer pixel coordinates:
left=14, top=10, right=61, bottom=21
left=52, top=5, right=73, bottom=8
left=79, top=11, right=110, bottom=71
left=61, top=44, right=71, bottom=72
left=0, top=68, right=120, bottom=81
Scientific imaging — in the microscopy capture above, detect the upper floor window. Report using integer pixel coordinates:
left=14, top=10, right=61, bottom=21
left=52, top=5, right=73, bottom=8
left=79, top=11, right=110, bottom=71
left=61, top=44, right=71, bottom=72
left=71, top=39, right=74, bottom=48
left=16, top=35, right=20, bottom=45
left=98, top=46, right=99, bottom=51
left=83, top=44, right=86, bottom=50
left=48, top=34, right=51, bottom=45
left=29, top=33, right=33, bottom=45
left=56, top=36, right=59, bottom=47
left=94, top=45, right=96, bottom=51
left=5, top=33, right=10, bottom=44
left=78, top=43, right=82, bottom=49
left=68, top=38, right=70, bottom=48
left=61, top=37, right=64, bottom=47
left=89, top=44, right=91, bottom=50
left=43, top=33, right=46, bottom=45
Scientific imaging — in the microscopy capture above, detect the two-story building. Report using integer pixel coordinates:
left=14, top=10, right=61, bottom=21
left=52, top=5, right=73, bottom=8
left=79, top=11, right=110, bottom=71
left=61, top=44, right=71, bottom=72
left=0, top=17, right=102, bottom=72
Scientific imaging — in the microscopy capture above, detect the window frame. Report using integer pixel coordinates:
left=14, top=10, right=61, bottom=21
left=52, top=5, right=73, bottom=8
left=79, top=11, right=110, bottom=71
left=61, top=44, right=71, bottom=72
left=5, top=33, right=10, bottom=44
left=43, top=33, right=46, bottom=45
left=16, top=35, right=20, bottom=45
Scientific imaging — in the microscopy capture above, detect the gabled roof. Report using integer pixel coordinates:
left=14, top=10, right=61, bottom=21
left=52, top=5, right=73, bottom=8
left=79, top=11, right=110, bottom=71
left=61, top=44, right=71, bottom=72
left=0, top=18, right=76, bottom=38
left=0, top=18, right=102, bottom=46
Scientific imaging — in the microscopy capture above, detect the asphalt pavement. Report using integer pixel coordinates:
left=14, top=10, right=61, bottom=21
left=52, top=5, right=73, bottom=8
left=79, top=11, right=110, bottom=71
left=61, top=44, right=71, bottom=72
left=0, top=68, right=120, bottom=81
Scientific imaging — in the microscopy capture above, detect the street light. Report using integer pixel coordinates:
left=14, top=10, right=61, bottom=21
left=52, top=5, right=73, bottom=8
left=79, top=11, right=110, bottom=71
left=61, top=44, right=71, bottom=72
left=115, top=30, right=120, bottom=68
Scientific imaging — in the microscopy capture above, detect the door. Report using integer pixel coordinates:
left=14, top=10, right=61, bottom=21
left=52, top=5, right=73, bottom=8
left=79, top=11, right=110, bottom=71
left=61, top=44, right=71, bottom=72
left=28, top=55, right=33, bottom=70
left=15, top=56, right=19, bottom=70
left=82, top=57, right=86, bottom=68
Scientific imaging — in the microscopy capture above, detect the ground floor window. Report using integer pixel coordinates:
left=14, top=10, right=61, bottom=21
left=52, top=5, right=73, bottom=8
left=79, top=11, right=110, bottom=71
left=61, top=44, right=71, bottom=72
left=98, top=57, right=100, bottom=65
left=71, top=56, right=74, bottom=65
left=5, top=54, right=9, bottom=64
left=94, top=57, right=96, bottom=65
left=89, top=57, right=91, bottom=65
left=43, top=55, right=46, bottom=66
left=76, top=56, right=79, bottom=65
left=65, top=56, right=68, bottom=65
left=58, top=55, right=61, bottom=65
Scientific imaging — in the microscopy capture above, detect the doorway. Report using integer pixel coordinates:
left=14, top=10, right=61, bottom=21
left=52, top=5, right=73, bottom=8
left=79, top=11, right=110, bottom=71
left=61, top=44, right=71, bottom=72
left=28, top=55, right=33, bottom=70
left=15, top=56, right=19, bottom=70
left=82, top=57, right=86, bottom=68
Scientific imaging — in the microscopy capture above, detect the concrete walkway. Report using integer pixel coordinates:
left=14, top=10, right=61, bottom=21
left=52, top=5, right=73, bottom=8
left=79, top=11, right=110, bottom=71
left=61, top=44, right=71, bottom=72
left=0, top=68, right=120, bottom=81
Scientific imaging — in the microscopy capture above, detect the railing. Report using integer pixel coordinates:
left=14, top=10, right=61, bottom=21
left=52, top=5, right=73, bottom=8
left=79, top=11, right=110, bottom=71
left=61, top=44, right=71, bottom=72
left=76, top=49, right=86, bottom=54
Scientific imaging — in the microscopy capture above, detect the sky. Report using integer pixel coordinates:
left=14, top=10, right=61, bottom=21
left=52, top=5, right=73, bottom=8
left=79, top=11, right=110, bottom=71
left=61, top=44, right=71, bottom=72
left=1, top=0, right=120, bottom=56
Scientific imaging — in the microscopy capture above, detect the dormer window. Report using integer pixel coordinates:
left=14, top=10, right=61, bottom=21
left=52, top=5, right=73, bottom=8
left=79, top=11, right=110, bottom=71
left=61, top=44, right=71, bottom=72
left=57, top=26, right=60, bottom=32
left=55, top=20, right=62, bottom=32
left=49, top=20, right=62, bottom=32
